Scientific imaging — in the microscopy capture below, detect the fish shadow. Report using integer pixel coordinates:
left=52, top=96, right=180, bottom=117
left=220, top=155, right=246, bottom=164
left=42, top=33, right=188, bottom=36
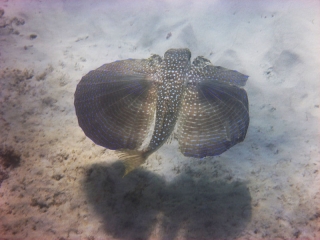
left=83, top=161, right=252, bottom=239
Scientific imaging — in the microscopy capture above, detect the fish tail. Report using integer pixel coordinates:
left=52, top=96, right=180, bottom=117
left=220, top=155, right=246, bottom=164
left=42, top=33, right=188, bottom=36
left=117, top=150, right=148, bottom=176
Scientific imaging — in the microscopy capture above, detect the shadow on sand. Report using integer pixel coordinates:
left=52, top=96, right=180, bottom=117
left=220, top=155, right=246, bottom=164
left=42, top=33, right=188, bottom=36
left=82, top=161, right=251, bottom=239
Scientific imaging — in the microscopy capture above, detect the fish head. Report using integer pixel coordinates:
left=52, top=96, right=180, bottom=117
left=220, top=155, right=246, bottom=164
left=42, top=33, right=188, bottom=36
left=162, top=48, right=191, bottom=85
left=164, top=48, right=191, bottom=65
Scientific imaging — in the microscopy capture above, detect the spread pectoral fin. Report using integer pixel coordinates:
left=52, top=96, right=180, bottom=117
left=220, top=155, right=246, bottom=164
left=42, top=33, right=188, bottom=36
left=74, top=60, right=157, bottom=150
left=177, top=79, right=249, bottom=158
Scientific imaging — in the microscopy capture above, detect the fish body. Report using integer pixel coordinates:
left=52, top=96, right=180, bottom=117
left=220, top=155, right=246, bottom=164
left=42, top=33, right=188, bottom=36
left=74, top=48, right=249, bottom=174
left=147, top=49, right=190, bottom=153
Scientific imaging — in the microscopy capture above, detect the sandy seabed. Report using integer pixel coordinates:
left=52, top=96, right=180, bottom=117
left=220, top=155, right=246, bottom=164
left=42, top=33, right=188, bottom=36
left=0, top=0, right=320, bottom=239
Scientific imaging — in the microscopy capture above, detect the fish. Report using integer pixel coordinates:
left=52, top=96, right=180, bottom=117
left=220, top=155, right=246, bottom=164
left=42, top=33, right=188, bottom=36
left=74, top=48, right=249, bottom=175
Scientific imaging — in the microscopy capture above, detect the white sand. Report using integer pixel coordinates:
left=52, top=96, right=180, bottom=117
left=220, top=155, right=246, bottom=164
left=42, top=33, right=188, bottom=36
left=0, top=0, right=320, bottom=239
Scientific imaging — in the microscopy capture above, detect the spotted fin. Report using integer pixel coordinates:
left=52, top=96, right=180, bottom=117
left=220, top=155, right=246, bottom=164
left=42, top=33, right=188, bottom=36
left=74, top=59, right=159, bottom=150
left=177, top=64, right=249, bottom=158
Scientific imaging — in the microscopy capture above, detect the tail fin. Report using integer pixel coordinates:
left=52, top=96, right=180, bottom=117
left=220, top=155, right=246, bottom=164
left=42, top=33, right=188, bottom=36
left=117, top=150, right=147, bottom=176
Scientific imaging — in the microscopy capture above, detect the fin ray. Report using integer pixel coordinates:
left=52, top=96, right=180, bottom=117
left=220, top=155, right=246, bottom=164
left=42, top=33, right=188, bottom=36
left=177, top=66, right=249, bottom=158
left=74, top=59, right=159, bottom=150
